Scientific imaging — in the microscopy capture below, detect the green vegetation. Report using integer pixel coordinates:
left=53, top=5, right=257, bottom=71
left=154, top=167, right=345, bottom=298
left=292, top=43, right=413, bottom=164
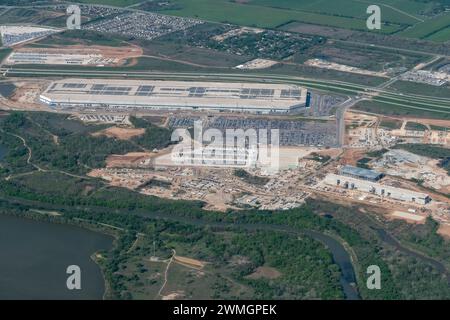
left=400, top=12, right=450, bottom=41
left=393, top=143, right=450, bottom=174
left=161, top=0, right=407, bottom=33
left=0, top=48, right=12, bottom=63
left=430, top=125, right=449, bottom=131
left=379, top=119, right=403, bottom=130
left=1, top=112, right=450, bottom=300
left=234, top=169, right=270, bottom=186
left=306, top=152, right=331, bottom=163
left=76, top=0, right=142, bottom=6
left=425, top=26, right=450, bottom=42
left=0, top=112, right=171, bottom=175
left=393, top=143, right=450, bottom=159
left=366, top=148, right=388, bottom=158
left=308, top=200, right=450, bottom=299
left=405, top=122, right=428, bottom=131
left=356, top=148, right=388, bottom=169
left=129, top=116, right=172, bottom=150
left=0, top=8, right=66, bottom=27
left=291, top=40, right=426, bottom=72
left=35, top=30, right=126, bottom=47
left=353, top=99, right=450, bottom=120
left=356, top=157, right=371, bottom=169
left=387, top=81, right=450, bottom=99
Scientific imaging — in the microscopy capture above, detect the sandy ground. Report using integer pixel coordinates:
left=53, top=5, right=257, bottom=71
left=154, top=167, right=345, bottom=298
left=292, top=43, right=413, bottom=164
left=0, top=80, right=50, bottom=111
left=105, top=152, right=155, bottom=167
left=161, top=291, right=185, bottom=300
left=437, top=224, right=450, bottom=239
left=304, top=58, right=387, bottom=77
left=174, top=256, right=206, bottom=269
left=338, top=148, right=367, bottom=166
left=383, top=116, right=450, bottom=128
left=390, top=210, right=426, bottom=223
left=11, top=44, right=143, bottom=66
left=92, top=126, right=145, bottom=140
left=245, top=266, right=281, bottom=280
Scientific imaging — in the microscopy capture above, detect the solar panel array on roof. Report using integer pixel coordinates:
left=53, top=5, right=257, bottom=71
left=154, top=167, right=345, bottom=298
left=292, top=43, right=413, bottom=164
left=240, top=88, right=275, bottom=99
left=62, top=83, right=87, bottom=89
left=89, top=84, right=132, bottom=96
left=281, top=89, right=301, bottom=99
left=135, top=85, right=155, bottom=96
left=188, top=87, right=206, bottom=97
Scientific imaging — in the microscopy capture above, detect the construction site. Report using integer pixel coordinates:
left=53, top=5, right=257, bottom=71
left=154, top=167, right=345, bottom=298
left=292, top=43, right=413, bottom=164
left=0, top=72, right=449, bottom=231
left=4, top=45, right=143, bottom=67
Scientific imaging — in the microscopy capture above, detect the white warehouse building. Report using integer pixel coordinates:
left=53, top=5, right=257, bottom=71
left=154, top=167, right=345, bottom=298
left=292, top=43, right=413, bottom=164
left=324, top=173, right=431, bottom=205
left=39, top=78, right=309, bottom=114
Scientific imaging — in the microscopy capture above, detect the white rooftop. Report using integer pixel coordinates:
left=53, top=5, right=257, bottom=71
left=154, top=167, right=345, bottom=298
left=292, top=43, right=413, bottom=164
left=40, top=78, right=307, bottom=112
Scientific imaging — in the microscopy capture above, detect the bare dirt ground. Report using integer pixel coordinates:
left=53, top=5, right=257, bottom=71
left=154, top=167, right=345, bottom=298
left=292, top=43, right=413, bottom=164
left=105, top=152, right=154, bottom=168
left=338, top=148, right=367, bottom=166
left=245, top=266, right=281, bottom=280
left=382, top=115, right=450, bottom=128
left=0, top=80, right=50, bottom=111
left=438, top=224, right=450, bottom=239
left=161, top=291, right=185, bottom=300
left=91, top=126, right=145, bottom=140
left=174, top=256, right=206, bottom=269
left=16, top=44, right=143, bottom=66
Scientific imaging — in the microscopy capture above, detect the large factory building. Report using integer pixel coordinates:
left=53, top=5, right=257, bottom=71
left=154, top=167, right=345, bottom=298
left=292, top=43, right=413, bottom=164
left=39, top=79, right=309, bottom=114
left=324, top=173, right=431, bottom=205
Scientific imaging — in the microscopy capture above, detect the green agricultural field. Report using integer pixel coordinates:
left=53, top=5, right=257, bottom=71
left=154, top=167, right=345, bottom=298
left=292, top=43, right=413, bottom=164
left=388, top=81, right=450, bottom=99
left=399, top=12, right=450, bottom=40
left=248, top=0, right=424, bottom=24
left=352, top=100, right=450, bottom=119
left=65, top=0, right=447, bottom=40
left=76, top=0, right=142, bottom=6
left=425, top=26, right=450, bottom=42
left=161, top=0, right=403, bottom=33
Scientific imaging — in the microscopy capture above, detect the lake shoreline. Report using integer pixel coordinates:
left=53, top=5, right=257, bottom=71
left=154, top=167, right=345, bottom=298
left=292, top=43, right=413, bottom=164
left=0, top=212, right=115, bottom=300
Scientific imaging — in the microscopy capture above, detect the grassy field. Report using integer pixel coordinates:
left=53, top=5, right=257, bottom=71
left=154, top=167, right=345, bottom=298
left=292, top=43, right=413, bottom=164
left=399, top=12, right=450, bottom=41
left=154, top=0, right=450, bottom=41
left=161, top=0, right=404, bottom=33
left=247, top=0, right=425, bottom=24
left=76, top=0, right=142, bottom=6
left=353, top=100, right=450, bottom=119
left=388, top=81, right=450, bottom=99
left=425, top=26, right=450, bottom=42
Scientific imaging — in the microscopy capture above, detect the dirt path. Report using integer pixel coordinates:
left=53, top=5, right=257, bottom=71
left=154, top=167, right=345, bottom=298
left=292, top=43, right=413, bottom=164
left=1, top=129, right=90, bottom=181
left=157, top=249, right=176, bottom=298
left=141, top=54, right=229, bottom=69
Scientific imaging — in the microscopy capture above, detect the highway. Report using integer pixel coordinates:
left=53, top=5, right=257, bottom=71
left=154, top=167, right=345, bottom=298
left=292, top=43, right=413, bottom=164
left=3, top=65, right=450, bottom=148
left=3, top=66, right=448, bottom=104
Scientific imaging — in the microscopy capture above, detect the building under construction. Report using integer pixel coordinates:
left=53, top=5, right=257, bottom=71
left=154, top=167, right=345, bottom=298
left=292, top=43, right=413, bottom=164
left=324, top=173, right=431, bottom=205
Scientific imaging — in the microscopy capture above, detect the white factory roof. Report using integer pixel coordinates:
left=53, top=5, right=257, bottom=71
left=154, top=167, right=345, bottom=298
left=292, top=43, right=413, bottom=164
left=40, top=78, right=307, bottom=111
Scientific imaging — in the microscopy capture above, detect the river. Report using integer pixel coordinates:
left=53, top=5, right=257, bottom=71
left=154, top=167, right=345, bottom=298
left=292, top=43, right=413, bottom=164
left=0, top=144, right=7, bottom=161
left=120, top=211, right=361, bottom=300
left=0, top=215, right=113, bottom=300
